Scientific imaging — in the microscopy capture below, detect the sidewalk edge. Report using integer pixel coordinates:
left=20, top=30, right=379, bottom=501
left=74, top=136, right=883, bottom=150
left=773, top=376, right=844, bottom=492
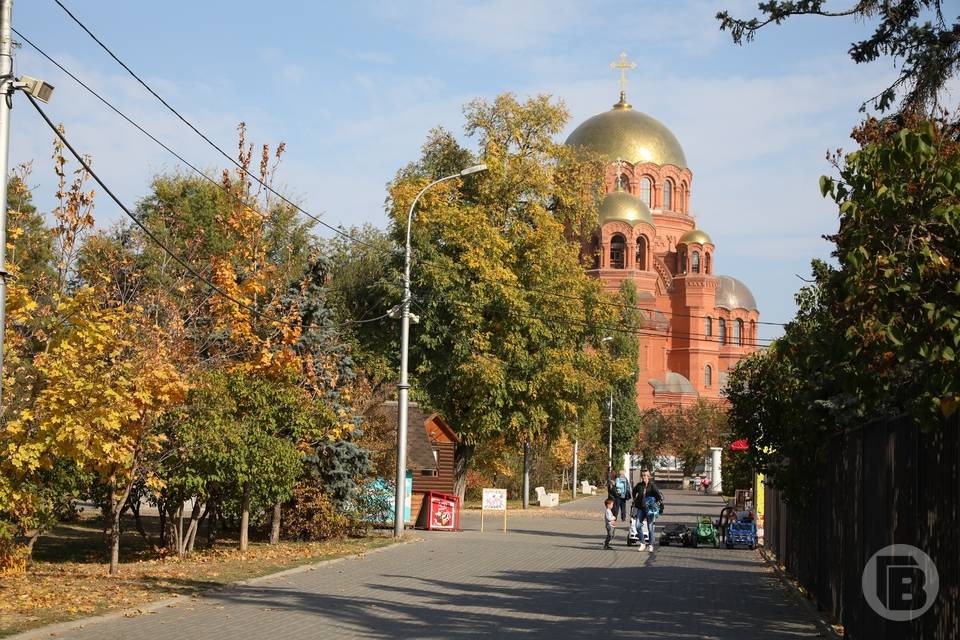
left=758, top=547, right=843, bottom=640
left=3, top=537, right=410, bottom=640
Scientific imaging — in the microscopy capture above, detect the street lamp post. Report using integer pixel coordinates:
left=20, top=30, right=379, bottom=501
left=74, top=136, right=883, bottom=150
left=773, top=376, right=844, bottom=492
left=601, top=336, right=614, bottom=471
left=394, top=163, right=487, bottom=538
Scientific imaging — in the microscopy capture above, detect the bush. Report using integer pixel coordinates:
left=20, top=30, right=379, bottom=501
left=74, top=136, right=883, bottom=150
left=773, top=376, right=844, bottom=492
left=0, top=524, right=27, bottom=576
left=282, top=482, right=351, bottom=540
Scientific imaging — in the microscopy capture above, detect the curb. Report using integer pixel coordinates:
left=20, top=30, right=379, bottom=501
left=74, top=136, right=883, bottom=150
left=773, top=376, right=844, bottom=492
left=4, top=537, right=410, bottom=640
left=758, top=547, right=843, bottom=640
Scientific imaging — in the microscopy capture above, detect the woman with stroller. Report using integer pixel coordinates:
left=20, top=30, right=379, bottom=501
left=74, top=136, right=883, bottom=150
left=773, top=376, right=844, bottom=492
left=631, top=469, right=665, bottom=551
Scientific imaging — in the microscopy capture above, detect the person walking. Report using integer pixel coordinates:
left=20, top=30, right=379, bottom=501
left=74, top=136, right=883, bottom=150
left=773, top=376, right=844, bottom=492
left=608, top=469, right=632, bottom=522
left=602, top=498, right=616, bottom=550
left=632, top=469, right=665, bottom=551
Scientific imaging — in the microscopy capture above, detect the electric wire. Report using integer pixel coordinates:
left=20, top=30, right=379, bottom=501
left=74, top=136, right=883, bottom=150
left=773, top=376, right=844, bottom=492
left=24, top=93, right=375, bottom=330
left=24, top=92, right=772, bottom=353
left=50, top=1, right=382, bottom=251
left=46, top=5, right=789, bottom=329
left=21, top=23, right=784, bottom=330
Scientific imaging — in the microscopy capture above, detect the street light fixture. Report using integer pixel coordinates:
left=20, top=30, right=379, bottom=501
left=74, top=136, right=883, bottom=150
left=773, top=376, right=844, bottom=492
left=393, top=163, right=487, bottom=538
left=601, top=336, right=614, bottom=472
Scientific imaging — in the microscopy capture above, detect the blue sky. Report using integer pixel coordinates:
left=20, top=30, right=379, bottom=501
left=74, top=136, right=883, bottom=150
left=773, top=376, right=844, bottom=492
left=10, top=1, right=947, bottom=341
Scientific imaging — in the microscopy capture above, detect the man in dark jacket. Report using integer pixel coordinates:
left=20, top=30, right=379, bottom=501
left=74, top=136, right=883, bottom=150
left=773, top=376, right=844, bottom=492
left=632, top=469, right=665, bottom=551
left=607, top=469, right=632, bottom=521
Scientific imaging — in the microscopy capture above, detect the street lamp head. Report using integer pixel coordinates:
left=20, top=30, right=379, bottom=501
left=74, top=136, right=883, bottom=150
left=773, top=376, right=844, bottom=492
left=601, top=336, right=613, bottom=343
left=459, top=163, right=487, bottom=176
left=18, top=76, right=54, bottom=103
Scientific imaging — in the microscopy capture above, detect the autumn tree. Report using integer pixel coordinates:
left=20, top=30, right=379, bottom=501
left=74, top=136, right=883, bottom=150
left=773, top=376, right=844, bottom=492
left=385, top=95, right=613, bottom=498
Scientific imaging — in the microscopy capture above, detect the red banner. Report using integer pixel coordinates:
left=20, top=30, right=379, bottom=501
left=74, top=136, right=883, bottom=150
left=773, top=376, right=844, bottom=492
left=730, top=439, right=749, bottom=451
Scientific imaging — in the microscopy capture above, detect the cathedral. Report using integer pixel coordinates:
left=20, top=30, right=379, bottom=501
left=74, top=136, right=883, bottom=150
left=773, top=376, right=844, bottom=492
left=565, top=60, right=761, bottom=410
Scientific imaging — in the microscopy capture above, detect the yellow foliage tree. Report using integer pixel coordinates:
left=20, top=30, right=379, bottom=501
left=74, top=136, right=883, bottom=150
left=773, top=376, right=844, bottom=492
left=4, top=290, right=186, bottom=574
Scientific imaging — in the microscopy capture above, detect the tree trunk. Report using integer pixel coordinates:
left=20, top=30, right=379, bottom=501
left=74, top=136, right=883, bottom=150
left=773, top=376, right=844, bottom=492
left=176, top=503, right=185, bottom=556
left=239, top=481, right=252, bottom=553
left=206, top=499, right=218, bottom=548
left=182, top=501, right=202, bottom=555
left=24, top=530, right=40, bottom=568
left=108, top=476, right=135, bottom=576
left=157, top=498, right=167, bottom=549
left=188, top=503, right=208, bottom=553
left=131, top=499, right=150, bottom=546
left=269, top=502, right=281, bottom=545
left=452, top=443, right=475, bottom=503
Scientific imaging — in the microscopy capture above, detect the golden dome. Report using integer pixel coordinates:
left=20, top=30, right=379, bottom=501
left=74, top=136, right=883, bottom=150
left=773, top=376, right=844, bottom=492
left=678, top=228, right=712, bottom=245
left=715, top=276, right=758, bottom=311
left=565, top=94, right=688, bottom=168
left=598, top=190, right=653, bottom=225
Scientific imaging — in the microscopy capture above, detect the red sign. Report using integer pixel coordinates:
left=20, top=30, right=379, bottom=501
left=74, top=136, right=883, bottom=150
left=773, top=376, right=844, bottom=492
left=424, top=491, right=460, bottom=531
left=730, top=439, right=749, bottom=451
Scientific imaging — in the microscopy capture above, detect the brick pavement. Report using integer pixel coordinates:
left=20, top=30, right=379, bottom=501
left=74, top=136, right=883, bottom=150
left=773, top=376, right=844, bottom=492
left=50, top=490, right=819, bottom=639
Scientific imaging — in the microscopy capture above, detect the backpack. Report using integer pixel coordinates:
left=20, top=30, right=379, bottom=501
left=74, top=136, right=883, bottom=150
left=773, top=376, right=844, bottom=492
left=644, top=496, right=661, bottom=519
left=615, top=477, right=629, bottom=498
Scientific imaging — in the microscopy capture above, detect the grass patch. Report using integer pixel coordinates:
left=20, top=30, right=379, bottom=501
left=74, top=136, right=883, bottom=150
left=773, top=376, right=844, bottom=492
left=0, top=515, right=395, bottom=638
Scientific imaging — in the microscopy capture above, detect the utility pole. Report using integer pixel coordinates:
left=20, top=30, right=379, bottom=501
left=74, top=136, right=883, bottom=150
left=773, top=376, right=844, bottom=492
left=572, top=436, right=578, bottom=499
left=0, top=0, right=13, bottom=410
left=607, top=391, right=614, bottom=470
left=522, top=442, right=530, bottom=509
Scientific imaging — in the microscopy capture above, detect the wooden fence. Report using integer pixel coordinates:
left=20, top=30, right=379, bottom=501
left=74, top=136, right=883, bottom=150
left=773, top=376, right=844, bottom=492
left=763, top=414, right=958, bottom=639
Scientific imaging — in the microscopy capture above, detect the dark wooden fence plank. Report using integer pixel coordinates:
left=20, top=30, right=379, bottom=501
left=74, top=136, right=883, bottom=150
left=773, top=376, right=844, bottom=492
left=763, top=415, right=958, bottom=639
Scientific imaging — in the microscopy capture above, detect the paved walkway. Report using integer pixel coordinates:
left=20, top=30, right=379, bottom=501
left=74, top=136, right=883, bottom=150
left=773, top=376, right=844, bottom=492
left=53, top=490, right=819, bottom=639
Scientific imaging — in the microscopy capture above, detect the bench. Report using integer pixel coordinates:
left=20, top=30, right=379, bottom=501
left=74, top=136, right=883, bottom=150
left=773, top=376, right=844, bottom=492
left=535, top=486, right=559, bottom=507
left=580, top=480, right=597, bottom=495
left=653, top=469, right=684, bottom=490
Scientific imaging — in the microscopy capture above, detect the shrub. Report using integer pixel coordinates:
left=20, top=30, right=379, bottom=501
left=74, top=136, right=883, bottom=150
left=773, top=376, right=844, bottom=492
left=282, top=482, right=350, bottom=541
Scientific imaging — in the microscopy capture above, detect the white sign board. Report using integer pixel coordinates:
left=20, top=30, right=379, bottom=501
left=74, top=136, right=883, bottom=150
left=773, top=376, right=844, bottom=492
left=480, top=488, right=507, bottom=532
left=482, top=488, right=507, bottom=510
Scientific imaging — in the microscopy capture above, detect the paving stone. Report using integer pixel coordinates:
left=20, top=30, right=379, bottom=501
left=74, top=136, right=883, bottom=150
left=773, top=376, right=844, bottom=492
left=60, top=490, right=819, bottom=639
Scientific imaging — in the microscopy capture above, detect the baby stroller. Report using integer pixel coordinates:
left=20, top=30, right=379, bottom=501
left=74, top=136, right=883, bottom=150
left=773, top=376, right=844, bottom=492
left=627, top=503, right=645, bottom=546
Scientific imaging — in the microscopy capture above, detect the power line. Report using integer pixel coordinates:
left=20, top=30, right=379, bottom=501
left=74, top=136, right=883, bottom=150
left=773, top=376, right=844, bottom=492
left=414, top=254, right=786, bottom=327
left=24, top=93, right=371, bottom=331
left=49, top=2, right=381, bottom=251
left=37, top=6, right=784, bottom=332
left=436, top=296, right=774, bottom=348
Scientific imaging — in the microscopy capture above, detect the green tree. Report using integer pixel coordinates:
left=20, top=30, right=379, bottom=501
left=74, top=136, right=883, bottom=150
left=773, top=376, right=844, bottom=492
left=717, top=1, right=960, bottom=114
left=385, top=95, right=611, bottom=498
left=605, top=281, right=644, bottom=466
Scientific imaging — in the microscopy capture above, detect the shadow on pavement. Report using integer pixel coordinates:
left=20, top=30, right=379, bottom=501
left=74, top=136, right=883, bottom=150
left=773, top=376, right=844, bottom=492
left=205, top=562, right=818, bottom=639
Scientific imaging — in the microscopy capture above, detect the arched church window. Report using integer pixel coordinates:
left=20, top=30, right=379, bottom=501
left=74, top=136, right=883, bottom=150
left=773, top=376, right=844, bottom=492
left=640, top=177, right=652, bottom=207
left=610, top=233, right=626, bottom=269
left=635, top=236, right=648, bottom=270
left=678, top=248, right=687, bottom=273
left=750, top=320, right=756, bottom=342
left=705, top=365, right=713, bottom=388
left=663, top=179, right=673, bottom=210
left=704, top=316, right=713, bottom=337
left=735, top=319, right=744, bottom=346
left=718, top=318, right=727, bottom=344
left=616, top=173, right=630, bottom=192
left=680, top=181, right=688, bottom=212
left=704, top=252, right=712, bottom=275
left=691, top=251, right=701, bottom=274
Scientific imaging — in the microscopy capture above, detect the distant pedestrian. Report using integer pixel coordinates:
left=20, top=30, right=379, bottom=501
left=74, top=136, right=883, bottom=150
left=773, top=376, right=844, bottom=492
left=603, top=498, right=616, bottom=550
left=607, top=469, right=632, bottom=521
left=632, top=469, right=665, bottom=551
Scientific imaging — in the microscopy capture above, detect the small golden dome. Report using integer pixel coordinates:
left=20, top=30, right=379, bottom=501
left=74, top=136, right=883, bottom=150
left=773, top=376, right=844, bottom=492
left=598, top=190, right=653, bottom=225
left=715, top=276, right=758, bottom=311
left=566, top=96, right=687, bottom=168
left=678, top=228, right=712, bottom=245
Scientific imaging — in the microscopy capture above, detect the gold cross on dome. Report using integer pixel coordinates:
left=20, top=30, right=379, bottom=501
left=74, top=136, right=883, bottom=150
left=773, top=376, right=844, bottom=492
left=610, top=52, right=637, bottom=94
